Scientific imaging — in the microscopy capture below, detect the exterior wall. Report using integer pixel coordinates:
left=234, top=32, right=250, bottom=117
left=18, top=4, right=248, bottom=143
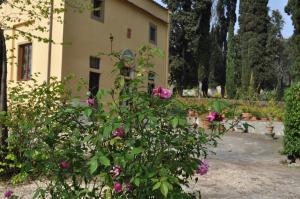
left=61, top=0, right=169, bottom=99
left=2, top=0, right=169, bottom=101
left=3, top=1, right=65, bottom=84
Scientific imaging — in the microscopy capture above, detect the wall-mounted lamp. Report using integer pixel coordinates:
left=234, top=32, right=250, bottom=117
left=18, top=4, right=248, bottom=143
left=109, top=33, right=114, bottom=53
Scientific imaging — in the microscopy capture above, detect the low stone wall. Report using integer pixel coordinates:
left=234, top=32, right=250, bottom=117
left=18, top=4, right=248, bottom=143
left=227, top=120, right=284, bottom=136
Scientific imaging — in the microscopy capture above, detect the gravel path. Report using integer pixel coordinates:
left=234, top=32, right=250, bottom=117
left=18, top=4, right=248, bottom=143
left=1, top=133, right=300, bottom=199
left=187, top=133, right=300, bottom=199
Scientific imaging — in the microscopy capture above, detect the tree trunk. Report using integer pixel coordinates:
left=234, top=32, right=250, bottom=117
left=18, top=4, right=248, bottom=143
left=0, top=28, right=8, bottom=149
left=202, top=78, right=209, bottom=98
left=221, top=85, right=225, bottom=98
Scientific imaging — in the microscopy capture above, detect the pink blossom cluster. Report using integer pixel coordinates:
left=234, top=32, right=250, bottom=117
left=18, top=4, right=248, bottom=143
left=59, top=161, right=70, bottom=170
left=112, top=126, right=125, bottom=138
left=4, top=190, right=13, bottom=198
left=113, top=181, right=133, bottom=193
left=207, top=112, right=224, bottom=122
left=152, top=86, right=172, bottom=99
left=86, top=98, right=95, bottom=107
left=197, top=160, right=209, bottom=176
left=111, top=165, right=121, bottom=179
left=114, top=182, right=122, bottom=193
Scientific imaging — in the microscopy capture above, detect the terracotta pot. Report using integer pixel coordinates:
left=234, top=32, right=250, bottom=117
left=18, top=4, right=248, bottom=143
left=202, top=118, right=211, bottom=130
left=242, top=113, right=252, bottom=120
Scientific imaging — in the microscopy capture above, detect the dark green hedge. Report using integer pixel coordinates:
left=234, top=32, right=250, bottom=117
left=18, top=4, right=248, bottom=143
left=283, top=84, right=300, bottom=157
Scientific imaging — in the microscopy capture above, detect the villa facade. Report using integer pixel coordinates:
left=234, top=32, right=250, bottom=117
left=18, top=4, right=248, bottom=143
left=4, top=0, right=170, bottom=98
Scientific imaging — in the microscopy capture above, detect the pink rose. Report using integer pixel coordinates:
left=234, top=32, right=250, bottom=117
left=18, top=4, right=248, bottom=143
left=111, top=165, right=121, bottom=178
left=207, top=112, right=223, bottom=122
left=152, top=86, right=172, bottom=99
left=4, top=190, right=13, bottom=198
left=59, top=161, right=70, bottom=170
left=86, top=98, right=95, bottom=107
left=197, top=160, right=209, bottom=175
left=112, top=127, right=125, bottom=138
left=114, top=182, right=122, bottom=193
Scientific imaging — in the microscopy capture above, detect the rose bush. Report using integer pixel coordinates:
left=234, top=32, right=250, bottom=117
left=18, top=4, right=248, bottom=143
left=1, top=46, right=227, bottom=198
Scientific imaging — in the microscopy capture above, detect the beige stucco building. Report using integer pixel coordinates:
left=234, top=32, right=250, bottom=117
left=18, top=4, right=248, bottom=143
left=4, top=0, right=169, bottom=99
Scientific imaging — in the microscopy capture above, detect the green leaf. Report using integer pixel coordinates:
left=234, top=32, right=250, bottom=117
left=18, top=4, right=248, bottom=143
left=103, top=126, right=113, bottom=138
left=131, top=147, right=144, bottom=155
left=99, top=155, right=110, bottom=167
left=96, top=89, right=107, bottom=99
left=160, top=181, right=169, bottom=197
left=83, top=135, right=92, bottom=143
left=88, top=157, right=98, bottom=174
left=84, top=108, right=93, bottom=117
left=5, top=154, right=16, bottom=161
left=134, top=178, right=141, bottom=187
left=152, top=182, right=161, bottom=190
left=125, top=153, right=135, bottom=161
left=171, top=117, right=179, bottom=128
left=104, top=188, right=112, bottom=199
left=32, top=188, right=46, bottom=199
left=179, top=118, right=187, bottom=126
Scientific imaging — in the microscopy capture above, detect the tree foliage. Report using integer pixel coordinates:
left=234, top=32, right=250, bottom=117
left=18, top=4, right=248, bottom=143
left=239, top=0, right=269, bottom=93
left=226, top=21, right=236, bottom=98
left=283, top=83, right=300, bottom=159
left=285, top=0, right=300, bottom=82
left=195, top=0, right=212, bottom=96
left=163, top=0, right=212, bottom=96
left=210, top=0, right=237, bottom=97
left=266, top=10, right=290, bottom=99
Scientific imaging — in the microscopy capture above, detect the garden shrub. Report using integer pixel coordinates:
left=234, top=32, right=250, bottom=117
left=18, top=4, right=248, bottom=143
left=283, top=83, right=300, bottom=159
left=0, top=76, right=72, bottom=181
left=2, top=47, right=226, bottom=198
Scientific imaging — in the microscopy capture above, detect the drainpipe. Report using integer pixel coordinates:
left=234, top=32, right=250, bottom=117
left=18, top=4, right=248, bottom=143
left=47, top=0, right=54, bottom=84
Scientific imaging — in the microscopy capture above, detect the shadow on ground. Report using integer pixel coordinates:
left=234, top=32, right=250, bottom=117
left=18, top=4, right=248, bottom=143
left=188, top=133, right=300, bottom=199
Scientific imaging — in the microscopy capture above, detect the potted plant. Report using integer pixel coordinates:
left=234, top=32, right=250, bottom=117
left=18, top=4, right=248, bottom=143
left=242, top=122, right=255, bottom=133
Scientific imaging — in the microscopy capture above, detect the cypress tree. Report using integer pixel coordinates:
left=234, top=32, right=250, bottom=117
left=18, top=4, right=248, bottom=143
left=225, top=0, right=237, bottom=98
left=239, top=0, right=269, bottom=93
left=214, top=0, right=227, bottom=97
left=209, top=26, right=224, bottom=89
left=285, top=0, right=300, bottom=82
left=195, top=0, right=212, bottom=97
left=163, top=0, right=212, bottom=96
left=209, top=0, right=237, bottom=97
left=226, top=22, right=236, bottom=98
left=266, top=10, right=286, bottom=98
left=162, top=0, right=198, bottom=94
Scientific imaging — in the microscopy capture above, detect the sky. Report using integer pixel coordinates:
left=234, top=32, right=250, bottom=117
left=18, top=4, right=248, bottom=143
left=155, top=0, right=293, bottom=38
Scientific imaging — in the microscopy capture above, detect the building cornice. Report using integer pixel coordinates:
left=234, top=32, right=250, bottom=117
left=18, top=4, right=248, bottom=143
left=126, top=0, right=169, bottom=24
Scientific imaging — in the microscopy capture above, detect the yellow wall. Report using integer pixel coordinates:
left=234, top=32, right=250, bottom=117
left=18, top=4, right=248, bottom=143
left=3, top=0, right=170, bottom=100
left=61, top=0, right=170, bottom=99
left=3, top=1, right=65, bottom=84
